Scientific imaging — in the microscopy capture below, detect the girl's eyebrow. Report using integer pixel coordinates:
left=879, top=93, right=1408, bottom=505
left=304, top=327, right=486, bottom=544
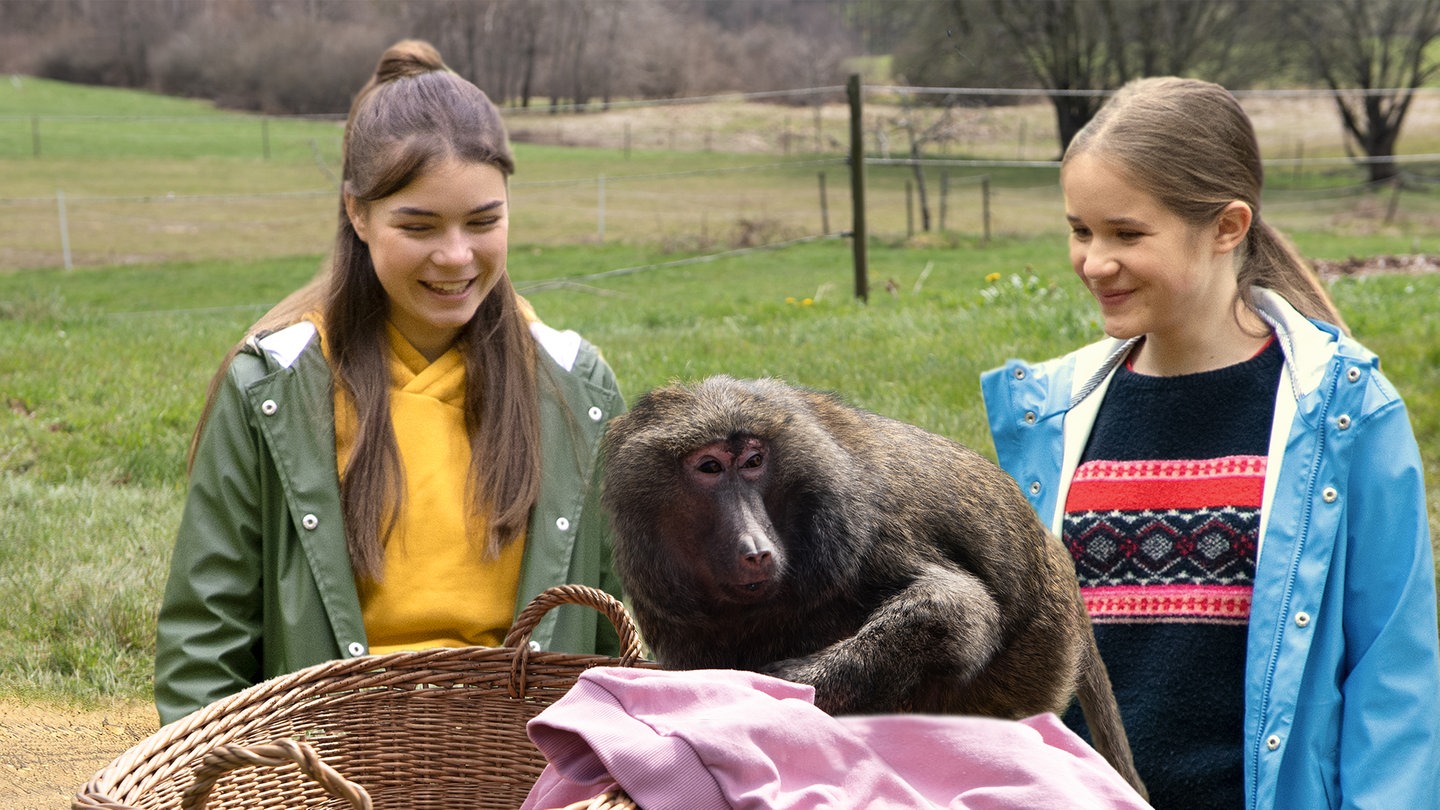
left=1066, top=213, right=1147, bottom=228
left=390, top=199, right=505, bottom=217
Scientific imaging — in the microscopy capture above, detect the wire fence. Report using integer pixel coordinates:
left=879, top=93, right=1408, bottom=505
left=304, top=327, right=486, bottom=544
left=3, top=84, right=1439, bottom=273
left=0, top=163, right=1080, bottom=271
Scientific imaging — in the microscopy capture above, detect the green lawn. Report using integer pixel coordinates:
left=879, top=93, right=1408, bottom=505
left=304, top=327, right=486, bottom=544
left=1, top=77, right=1436, bottom=707
left=2, top=236, right=1437, bottom=706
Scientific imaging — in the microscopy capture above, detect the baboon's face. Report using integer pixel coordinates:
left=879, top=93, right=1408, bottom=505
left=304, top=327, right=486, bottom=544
left=637, top=433, right=787, bottom=607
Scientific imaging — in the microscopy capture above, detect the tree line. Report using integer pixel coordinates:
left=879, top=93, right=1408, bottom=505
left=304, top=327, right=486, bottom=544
left=889, top=0, right=1440, bottom=182
left=2, top=0, right=1436, bottom=182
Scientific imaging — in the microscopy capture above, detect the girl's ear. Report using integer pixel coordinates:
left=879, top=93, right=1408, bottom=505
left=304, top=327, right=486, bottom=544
left=1213, top=200, right=1252, bottom=254
left=344, top=194, right=369, bottom=243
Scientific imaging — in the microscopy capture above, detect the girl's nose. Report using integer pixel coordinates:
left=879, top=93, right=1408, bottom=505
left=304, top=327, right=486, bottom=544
left=431, top=230, right=471, bottom=267
left=1081, top=249, right=1119, bottom=279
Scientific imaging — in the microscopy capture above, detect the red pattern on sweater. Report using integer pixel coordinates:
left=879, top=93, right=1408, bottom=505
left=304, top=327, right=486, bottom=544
left=1066, top=455, right=1264, bottom=626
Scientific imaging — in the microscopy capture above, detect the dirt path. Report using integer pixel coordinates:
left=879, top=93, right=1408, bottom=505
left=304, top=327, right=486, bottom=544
left=0, top=700, right=159, bottom=810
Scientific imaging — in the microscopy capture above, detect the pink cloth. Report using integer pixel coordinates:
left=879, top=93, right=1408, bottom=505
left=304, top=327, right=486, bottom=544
left=520, top=667, right=1151, bottom=810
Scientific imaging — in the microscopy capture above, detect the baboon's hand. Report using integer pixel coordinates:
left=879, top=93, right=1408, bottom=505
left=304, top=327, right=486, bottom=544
left=759, top=641, right=911, bottom=715
left=762, top=569, right=1004, bottom=715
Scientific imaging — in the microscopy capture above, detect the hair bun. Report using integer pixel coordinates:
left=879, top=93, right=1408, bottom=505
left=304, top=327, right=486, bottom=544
left=373, top=39, right=446, bottom=84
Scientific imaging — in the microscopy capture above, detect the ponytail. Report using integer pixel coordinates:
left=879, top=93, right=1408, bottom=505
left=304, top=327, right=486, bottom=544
left=1242, top=218, right=1349, bottom=333
left=372, top=39, right=446, bottom=84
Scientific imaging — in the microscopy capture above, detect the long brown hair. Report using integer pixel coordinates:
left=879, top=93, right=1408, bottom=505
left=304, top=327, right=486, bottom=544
left=1063, top=76, right=1348, bottom=333
left=190, top=40, right=539, bottom=580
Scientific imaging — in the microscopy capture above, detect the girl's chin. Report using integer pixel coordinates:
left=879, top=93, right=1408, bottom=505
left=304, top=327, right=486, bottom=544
left=1100, top=320, right=1144, bottom=340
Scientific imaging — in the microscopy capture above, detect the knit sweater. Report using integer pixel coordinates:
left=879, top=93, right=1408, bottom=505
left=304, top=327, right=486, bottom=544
left=1062, top=337, right=1281, bottom=809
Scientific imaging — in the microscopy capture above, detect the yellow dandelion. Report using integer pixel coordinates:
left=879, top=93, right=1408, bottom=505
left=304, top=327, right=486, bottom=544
left=985, top=272, right=1002, bottom=283
left=785, top=296, right=797, bottom=305
left=801, top=298, right=814, bottom=306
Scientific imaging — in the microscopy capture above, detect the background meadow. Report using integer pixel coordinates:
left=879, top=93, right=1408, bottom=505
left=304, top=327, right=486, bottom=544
left=2, top=78, right=1437, bottom=707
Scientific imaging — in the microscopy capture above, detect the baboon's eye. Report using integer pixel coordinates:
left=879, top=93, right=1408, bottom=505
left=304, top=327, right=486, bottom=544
left=742, top=453, right=764, bottom=469
left=696, top=459, right=723, bottom=474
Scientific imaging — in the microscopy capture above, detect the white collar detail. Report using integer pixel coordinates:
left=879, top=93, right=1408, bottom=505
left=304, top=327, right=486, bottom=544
left=251, top=319, right=583, bottom=374
left=253, top=321, right=318, bottom=370
left=529, top=321, right=582, bottom=372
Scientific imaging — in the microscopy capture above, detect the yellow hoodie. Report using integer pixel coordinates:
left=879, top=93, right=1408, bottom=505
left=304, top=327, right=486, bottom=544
left=336, top=322, right=526, bottom=653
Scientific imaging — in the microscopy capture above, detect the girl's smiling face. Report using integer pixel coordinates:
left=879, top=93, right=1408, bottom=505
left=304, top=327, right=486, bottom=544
left=1062, top=152, right=1259, bottom=375
left=346, top=156, right=509, bottom=362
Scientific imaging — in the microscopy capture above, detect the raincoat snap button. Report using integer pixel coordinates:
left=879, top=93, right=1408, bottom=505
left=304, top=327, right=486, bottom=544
left=1266, top=735, right=1281, bottom=751
left=1023, top=411, right=1037, bottom=425
left=1322, top=487, right=1338, bottom=503
left=1013, top=367, right=1026, bottom=381
left=555, top=517, right=571, bottom=531
left=1346, top=367, right=1361, bottom=383
left=261, top=399, right=278, bottom=416
left=302, top=514, right=319, bottom=530
left=1295, top=611, right=1311, bottom=627
left=588, top=406, right=604, bottom=422
left=1029, top=481, right=1041, bottom=495
left=1336, top=414, right=1351, bottom=430
left=347, top=642, right=365, bottom=657
left=528, top=641, right=542, bottom=652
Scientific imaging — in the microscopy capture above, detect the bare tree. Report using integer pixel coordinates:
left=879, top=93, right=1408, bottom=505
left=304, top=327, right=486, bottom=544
left=509, top=0, right=549, bottom=108
left=30, top=0, right=199, bottom=88
left=840, top=0, right=927, bottom=56
left=630, top=4, right=711, bottom=99
left=538, top=0, right=594, bottom=110
left=395, top=0, right=481, bottom=81
left=905, top=0, right=1251, bottom=153
left=406, top=0, right=547, bottom=107
left=1110, top=0, right=1246, bottom=78
left=0, top=0, right=63, bottom=72
left=1281, top=0, right=1440, bottom=184
left=12, top=0, right=855, bottom=112
left=987, top=0, right=1112, bottom=153
left=890, top=0, right=1029, bottom=91
left=892, top=96, right=967, bottom=232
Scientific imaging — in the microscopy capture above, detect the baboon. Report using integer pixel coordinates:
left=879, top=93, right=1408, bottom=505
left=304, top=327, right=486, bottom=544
left=600, top=375, right=1146, bottom=798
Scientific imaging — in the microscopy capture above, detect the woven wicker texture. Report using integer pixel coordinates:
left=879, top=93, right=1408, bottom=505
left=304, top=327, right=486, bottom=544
left=74, top=584, right=651, bottom=810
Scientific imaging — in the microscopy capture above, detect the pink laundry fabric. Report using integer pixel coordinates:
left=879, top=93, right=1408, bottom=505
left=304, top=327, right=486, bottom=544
left=519, top=667, right=1152, bottom=810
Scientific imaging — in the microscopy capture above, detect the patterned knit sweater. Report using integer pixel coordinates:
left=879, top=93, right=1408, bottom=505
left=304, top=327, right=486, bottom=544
left=1061, top=337, right=1281, bottom=809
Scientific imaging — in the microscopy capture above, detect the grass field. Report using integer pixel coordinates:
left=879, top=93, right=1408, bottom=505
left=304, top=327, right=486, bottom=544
left=6, top=75, right=1440, bottom=270
left=1, top=77, right=1438, bottom=707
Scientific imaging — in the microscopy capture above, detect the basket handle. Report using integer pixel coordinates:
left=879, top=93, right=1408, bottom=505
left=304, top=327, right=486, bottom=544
left=503, top=584, right=646, bottom=698
left=180, top=739, right=373, bottom=810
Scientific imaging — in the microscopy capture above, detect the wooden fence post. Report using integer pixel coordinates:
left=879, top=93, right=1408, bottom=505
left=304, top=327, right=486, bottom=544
left=981, top=175, right=992, bottom=244
left=597, top=174, right=606, bottom=242
left=818, top=172, right=829, bottom=235
left=939, top=171, right=948, bottom=232
left=847, top=74, right=868, bottom=302
left=57, top=190, right=73, bottom=271
left=905, top=180, right=914, bottom=238
left=1385, top=175, right=1403, bottom=225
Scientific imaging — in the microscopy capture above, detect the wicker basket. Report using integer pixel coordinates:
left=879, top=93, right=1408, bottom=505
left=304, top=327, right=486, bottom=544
left=74, top=584, right=653, bottom=810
